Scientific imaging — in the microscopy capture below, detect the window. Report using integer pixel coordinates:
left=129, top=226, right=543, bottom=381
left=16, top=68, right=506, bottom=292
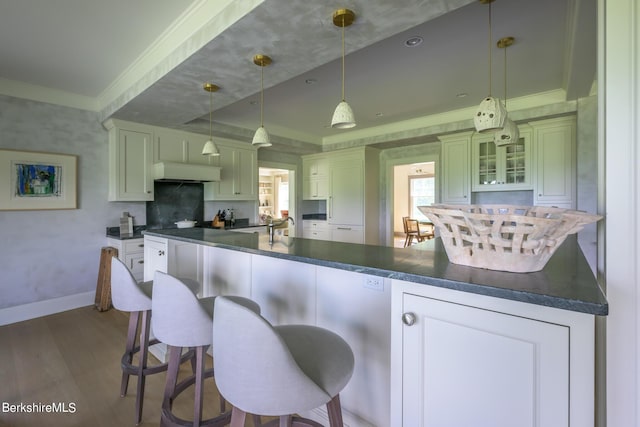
left=409, top=175, right=435, bottom=220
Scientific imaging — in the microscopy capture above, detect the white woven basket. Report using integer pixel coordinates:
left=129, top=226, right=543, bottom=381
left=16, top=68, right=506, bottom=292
left=418, top=204, right=603, bottom=273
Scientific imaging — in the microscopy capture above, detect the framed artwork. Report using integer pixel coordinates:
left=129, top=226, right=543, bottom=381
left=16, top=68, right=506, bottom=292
left=0, top=149, right=77, bottom=210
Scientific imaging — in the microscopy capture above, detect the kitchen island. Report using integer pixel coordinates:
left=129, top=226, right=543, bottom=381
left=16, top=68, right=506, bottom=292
left=143, top=228, right=607, bottom=427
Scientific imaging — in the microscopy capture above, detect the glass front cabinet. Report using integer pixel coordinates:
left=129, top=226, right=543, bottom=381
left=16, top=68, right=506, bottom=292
left=472, top=125, right=532, bottom=191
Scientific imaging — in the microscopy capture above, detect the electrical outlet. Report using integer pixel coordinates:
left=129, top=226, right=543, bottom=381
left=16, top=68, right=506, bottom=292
left=364, top=276, right=384, bottom=291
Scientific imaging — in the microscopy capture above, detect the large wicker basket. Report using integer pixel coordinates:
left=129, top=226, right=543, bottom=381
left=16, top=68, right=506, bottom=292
left=418, top=204, right=603, bottom=273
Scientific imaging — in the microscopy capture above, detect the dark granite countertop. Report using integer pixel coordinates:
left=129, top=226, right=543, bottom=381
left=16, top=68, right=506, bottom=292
left=106, top=226, right=146, bottom=240
left=143, top=228, right=608, bottom=316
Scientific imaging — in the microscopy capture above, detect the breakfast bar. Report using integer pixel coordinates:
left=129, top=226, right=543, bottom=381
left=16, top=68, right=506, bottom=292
left=143, top=228, right=607, bottom=427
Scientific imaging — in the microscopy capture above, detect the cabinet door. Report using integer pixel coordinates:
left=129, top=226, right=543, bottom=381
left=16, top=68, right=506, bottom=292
left=235, top=147, right=257, bottom=199
left=143, top=237, right=168, bottom=281
left=330, top=225, right=364, bottom=244
left=534, top=118, right=575, bottom=207
left=328, top=159, right=364, bottom=225
left=167, top=240, right=202, bottom=295
left=302, top=156, right=329, bottom=200
left=154, top=130, right=185, bottom=163
left=110, top=129, right=153, bottom=201
left=400, top=293, right=569, bottom=427
left=472, top=129, right=532, bottom=191
left=440, top=133, right=471, bottom=204
left=204, top=145, right=257, bottom=200
left=202, top=246, right=252, bottom=298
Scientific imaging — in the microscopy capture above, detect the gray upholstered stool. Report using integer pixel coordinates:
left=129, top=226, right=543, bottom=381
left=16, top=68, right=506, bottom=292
left=110, top=257, right=198, bottom=425
left=212, top=296, right=355, bottom=427
left=152, top=271, right=261, bottom=427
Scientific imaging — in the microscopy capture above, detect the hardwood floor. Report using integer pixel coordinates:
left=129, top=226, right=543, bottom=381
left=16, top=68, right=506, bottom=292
left=0, top=306, right=258, bottom=427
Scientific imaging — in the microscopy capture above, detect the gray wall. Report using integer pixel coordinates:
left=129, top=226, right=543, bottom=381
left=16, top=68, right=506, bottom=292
left=0, top=95, right=144, bottom=309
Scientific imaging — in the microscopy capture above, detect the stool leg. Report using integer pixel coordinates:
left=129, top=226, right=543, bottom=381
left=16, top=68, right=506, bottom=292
left=230, top=406, right=246, bottom=427
left=163, top=345, right=182, bottom=407
left=326, top=394, right=344, bottom=427
left=121, top=311, right=140, bottom=397
left=134, top=309, right=151, bottom=424
left=193, top=346, right=207, bottom=427
left=252, top=414, right=262, bottom=426
left=279, top=415, right=293, bottom=427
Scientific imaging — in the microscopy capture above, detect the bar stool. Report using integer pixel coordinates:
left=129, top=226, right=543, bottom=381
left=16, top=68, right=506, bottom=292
left=110, top=257, right=198, bottom=425
left=212, top=296, right=355, bottom=427
left=152, top=271, right=261, bottom=427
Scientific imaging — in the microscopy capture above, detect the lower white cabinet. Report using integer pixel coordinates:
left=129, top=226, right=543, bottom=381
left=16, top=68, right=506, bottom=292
left=107, top=237, right=145, bottom=282
left=391, top=279, right=595, bottom=427
left=302, top=220, right=329, bottom=240
left=167, top=240, right=203, bottom=293
left=143, top=236, right=168, bottom=281
left=330, top=224, right=364, bottom=244
left=201, top=246, right=252, bottom=298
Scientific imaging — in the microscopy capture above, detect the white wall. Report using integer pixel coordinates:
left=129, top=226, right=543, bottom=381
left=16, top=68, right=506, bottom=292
left=0, top=95, right=144, bottom=319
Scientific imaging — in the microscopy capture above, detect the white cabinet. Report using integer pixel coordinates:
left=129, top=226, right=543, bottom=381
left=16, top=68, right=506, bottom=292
left=302, top=155, right=329, bottom=200
left=167, top=240, right=203, bottom=295
left=107, top=237, right=146, bottom=282
left=154, top=129, right=213, bottom=166
left=204, top=140, right=257, bottom=201
left=143, top=236, right=168, bottom=281
left=439, top=132, right=471, bottom=204
left=391, top=279, right=595, bottom=427
left=471, top=125, right=533, bottom=191
left=532, top=117, right=576, bottom=208
left=302, top=220, right=329, bottom=240
left=105, top=120, right=153, bottom=201
left=329, top=225, right=364, bottom=244
left=202, top=246, right=252, bottom=298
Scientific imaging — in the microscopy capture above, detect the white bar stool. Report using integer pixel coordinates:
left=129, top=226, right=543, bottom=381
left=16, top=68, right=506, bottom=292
left=152, top=271, right=261, bottom=427
left=212, top=296, right=355, bottom=427
left=110, top=257, right=197, bottom=425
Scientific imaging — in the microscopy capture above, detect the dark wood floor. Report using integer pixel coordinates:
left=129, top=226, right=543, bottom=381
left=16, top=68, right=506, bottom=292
left=0, top=305, right=258, bottom=427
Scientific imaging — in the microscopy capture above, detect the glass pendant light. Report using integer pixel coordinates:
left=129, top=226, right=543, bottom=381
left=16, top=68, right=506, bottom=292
left=494, top=36, right=519, bottom=146
left=201, top=82, right=220, bottom=156
left=474, top=0, right=507, bottom=133
left=252, top=54, right=272, bottom=148
left=331, top=8, right=356, bottom=129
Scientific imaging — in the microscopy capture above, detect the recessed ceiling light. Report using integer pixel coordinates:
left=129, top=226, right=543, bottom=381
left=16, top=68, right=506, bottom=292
left=375, top=112, right=384, bottom=117
left=456, top=92, right=468, bottom=98
left=404, top=36, right=423, bottom=48
left=249, top=100, right=258, bottom=105
left=305, top=78, right=317, bottom=85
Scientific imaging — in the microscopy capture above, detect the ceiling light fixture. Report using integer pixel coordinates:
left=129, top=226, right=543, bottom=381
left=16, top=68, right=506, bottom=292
left=494, top=36, right=519, bottom=146
left=473, top=0, right=507, bottom=133
left=331, top=8, right=356, bottom=129
left=201, top=82, right=220, bottom=156
left=252, top=54, right=273, bottom=148
left=404, top=36, right=423, bottom=48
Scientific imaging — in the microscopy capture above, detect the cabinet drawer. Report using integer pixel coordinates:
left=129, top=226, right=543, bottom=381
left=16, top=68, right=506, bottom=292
left=125, top=253, right=145, bottom=281
left=123, top=239, right=145, bottom=254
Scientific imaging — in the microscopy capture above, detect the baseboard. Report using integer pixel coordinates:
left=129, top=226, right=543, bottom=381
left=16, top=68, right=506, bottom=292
left=0, top=291, right=95, bottom=326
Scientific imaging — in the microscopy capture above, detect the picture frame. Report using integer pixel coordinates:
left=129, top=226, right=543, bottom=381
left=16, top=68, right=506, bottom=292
left=0, top=149, right=78, bottom=211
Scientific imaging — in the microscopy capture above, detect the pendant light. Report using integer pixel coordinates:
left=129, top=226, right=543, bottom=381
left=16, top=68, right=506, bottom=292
left=252, top=54, right=273, bottom=148
left=494, top=36, right=519, bottom=146
left=201, top=82, right=220, bottom=156
left=474, top=0, right=507, bottom=133
left=331, top=8, right=356, bottom=129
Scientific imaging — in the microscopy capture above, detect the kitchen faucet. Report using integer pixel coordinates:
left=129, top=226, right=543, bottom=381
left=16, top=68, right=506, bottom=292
left=267, top=216, right=294, bottom=243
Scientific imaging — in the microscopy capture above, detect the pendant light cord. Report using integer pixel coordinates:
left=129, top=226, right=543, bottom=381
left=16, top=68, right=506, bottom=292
left=488, top=1, right=492, bottom=97
left=341, top=14, right=346, bottom=102
left=503, top=42, right=507, bottom=108
left=209, top=90, right=213, bottom=139
left=260, top=61, right=265, bottom=127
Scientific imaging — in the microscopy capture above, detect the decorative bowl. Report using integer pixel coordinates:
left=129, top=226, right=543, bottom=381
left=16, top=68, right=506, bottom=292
left=418, top=204, right=603, bottom=273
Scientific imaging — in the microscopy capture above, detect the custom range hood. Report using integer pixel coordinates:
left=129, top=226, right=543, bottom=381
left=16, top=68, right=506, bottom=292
left=153, top=162, right=221, bottom=182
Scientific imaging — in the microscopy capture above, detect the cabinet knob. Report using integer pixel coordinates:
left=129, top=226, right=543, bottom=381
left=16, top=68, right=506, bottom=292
left=138, top=260, right=144, bottom=264
left=402, top=312, right=417, bottom=326
left=158, top=250, right=165, bottom=256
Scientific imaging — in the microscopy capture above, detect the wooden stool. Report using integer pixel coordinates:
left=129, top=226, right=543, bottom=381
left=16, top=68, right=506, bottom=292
left=95, top=246, right=118, bottom=311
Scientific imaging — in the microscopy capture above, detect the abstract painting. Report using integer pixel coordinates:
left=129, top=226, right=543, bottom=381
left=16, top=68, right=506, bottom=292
left=0, top=149, right=77, bottom=210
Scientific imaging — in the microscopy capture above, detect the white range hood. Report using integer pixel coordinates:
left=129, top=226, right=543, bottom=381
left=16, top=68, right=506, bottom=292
left=153, top=162, right=221, bottom=182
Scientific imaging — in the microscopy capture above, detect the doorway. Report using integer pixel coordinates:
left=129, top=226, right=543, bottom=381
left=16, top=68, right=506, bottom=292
left=258, top=164, right=296, bottom=235
left=392, top=161, right=437, bottom=247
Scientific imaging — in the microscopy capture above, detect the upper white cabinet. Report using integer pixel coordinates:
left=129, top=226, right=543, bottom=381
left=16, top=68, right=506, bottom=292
left=154, top=129, right=212, bottom=166
left=105, top=119, right=154, bottom=201
left=531, top=116, right=576, bottom=208
left=439, top=131, right=471, bottom=204
left=471, top=125, right=533, bottom=191
left=204, top=139, right=258, bottom=201
left=302, top=155, right=329, bottom=200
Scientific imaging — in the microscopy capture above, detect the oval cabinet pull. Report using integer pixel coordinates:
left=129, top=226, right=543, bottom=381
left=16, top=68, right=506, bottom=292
left=402, top=312, right=417, bottom=326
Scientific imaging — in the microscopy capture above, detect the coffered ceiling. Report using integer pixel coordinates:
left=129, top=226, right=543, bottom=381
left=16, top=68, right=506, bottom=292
left=0, top=0, right=596, bottom=153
